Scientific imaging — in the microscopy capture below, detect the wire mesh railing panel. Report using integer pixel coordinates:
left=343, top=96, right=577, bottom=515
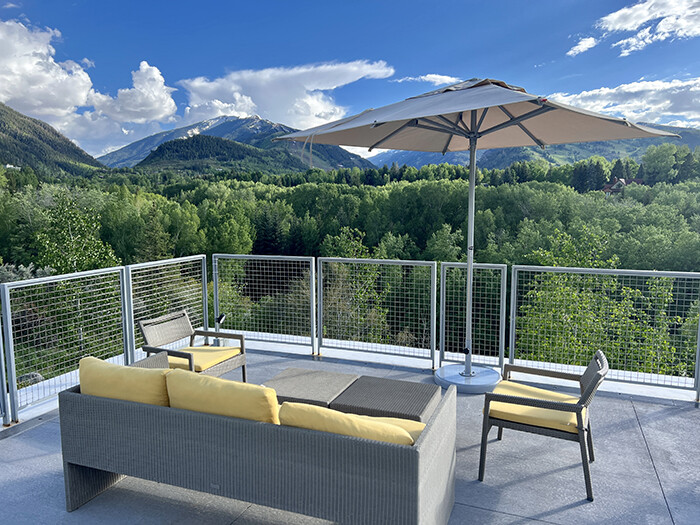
left=3, top=269, right=125, bottom=410
left=319, top=258, right=436, bottom=359
left=215, top=255, right=314, bottom=346
left=441, top=263, right=506, bottom=364
left=511, top=266, right=700, bottom=389
left=130, top=257, right=206, bottom=351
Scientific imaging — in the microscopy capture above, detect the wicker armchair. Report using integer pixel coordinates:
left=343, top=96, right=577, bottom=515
left=478, top=350, right=608, bottom=501
left=138, top=310, right=246, bottom=381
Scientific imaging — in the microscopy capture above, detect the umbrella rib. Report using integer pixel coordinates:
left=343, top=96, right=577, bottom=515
left=497, top=105, right=545, bottom=148
left=420, top=117, right=469, bottom=137
left=476, top=107, right=489, bottom=133
left=368, top=119, right=417, bottom=151
left=480, top=105, right=554, bottom=142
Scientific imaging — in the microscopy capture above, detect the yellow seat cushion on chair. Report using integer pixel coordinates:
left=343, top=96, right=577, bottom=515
left=79, top=357, right=170, bottom=406
left=166, top=368, right=279, bottom=424
left=489, top=380, right=584, bottom=434
left=167, top=345, right=241, bottom=372
left=279, top=402, right=416, bottom=445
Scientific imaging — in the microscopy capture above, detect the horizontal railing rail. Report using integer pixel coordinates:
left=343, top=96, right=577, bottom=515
left=510, top=265, right=700, bottom=398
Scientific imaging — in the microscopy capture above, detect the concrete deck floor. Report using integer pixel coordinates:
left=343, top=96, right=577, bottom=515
left=1, top=349, right=699, bottom=524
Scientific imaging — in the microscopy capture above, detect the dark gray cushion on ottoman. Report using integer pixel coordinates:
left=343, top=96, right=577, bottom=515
left=329, top=375, right=442, bottom=422
left=263, top=368, right=359, bottom=407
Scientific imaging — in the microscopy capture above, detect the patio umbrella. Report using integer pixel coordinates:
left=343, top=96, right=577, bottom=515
left=276, top=78, right=678, bottom=392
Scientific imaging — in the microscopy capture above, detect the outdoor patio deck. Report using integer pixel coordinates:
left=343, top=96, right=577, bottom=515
left=1, top=348, right=698, bottom=525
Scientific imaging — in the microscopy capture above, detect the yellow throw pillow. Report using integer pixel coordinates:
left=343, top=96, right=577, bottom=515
left=356, top=415, right=426, bottom=442
left=79, top=356, right=170, bottom=406
left=166, top=369, right=280, bottom=424
left=279, top=402, right=415, bottom=445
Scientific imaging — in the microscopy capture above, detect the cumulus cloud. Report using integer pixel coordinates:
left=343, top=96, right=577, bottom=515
left=580, top=0, right=700, bottom=57
left=548, top=77, right=700, bottom=128
left=2, top=3, right=20, bottom=8
left=0, top=20, right=92, bottom=117
left=179, top=60, right=394, bottom=129
left=0, top=19, right=179, bottom=155
left=88, top=61, right=177, bottom=124
left=391, top=74, right=461, bottom=85
left=566, top=37, right=598, bottom=56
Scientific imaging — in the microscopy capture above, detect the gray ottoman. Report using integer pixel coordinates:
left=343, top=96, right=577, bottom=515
left=329, top=375, right=442, bottom=422
left=263, top=368, right=359, bottom=407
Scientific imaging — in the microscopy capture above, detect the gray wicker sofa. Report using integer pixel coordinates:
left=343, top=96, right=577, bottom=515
left=59, top=353, right=457, bottom=524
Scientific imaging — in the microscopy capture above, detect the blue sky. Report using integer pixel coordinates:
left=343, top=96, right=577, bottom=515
left=1, top=0, right=699, bottom=156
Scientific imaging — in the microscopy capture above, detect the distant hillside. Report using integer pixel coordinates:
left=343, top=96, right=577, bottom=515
left=136, top=135, right=310, bottom=173
left=0, top=102, right=102, bottom=177
left=369, top=149, right=484, bottom=169
left=99, top=115, right=375, bottom=171
left=368, top=123, right=697, bottom=170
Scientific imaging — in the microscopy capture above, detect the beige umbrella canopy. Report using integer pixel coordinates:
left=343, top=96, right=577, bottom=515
left=277, top=78, right=678, bottom=392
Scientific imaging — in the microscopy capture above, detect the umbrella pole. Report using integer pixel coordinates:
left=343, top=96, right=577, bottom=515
left=463, top=132, right=477, bottom=377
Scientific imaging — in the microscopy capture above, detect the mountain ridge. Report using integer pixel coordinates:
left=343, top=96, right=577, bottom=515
left=0, top=102, right=102, bottom=177
left=98, top=115, right=375, bottom=171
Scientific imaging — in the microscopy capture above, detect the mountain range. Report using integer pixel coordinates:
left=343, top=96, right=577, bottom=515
left=98, top=115, right=375, bottom=171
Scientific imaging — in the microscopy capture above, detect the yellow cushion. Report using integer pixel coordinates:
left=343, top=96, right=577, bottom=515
left=79, top=357, right=170, bottom=406
left=489, top=380, right=584, bottom=434
left=279, top=402, right=415, bottom=445
left=356, top=415, right=426, bottom=442
left=168, top=345, right=241, bottom=372
left=166, top=368, right=279, bottom=424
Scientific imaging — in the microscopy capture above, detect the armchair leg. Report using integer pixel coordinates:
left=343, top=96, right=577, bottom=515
left=579, top=430, right=594, bottom=501
left=241, top=364, right=247, bottom=383
left=586, top=421, right=595, bottom=462
left=478, top=417, right=491, bottom=481
left=497, top=426, right=503, bottom=440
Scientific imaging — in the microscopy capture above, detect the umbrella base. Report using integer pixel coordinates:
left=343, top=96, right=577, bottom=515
left=434, top=363, right=501, bottom=394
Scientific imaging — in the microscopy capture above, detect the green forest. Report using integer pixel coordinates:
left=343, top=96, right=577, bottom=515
left=2, top=141, right=700, bottom=279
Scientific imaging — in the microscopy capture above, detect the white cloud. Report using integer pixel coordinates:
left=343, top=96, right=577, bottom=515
left=179, top=60, right=395, bottom=129
left=391, top=74, right=460, bottom=85
left=2, top=3, right=20, bottom=8
left=597, top=0, right=700, bottom=56
left=88, top=61, right=177, bottom=124
left=566, top=36, right=598, bottom=56
left=0, top=19, right=179, bottom=155
left=548, top=77, right=700, bottom=128
left=0, top=20, right=92, bottom=117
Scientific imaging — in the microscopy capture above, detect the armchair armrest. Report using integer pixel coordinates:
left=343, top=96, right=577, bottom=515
left=503, top=364, right=582, bottom=383
left=143, top=345, right=194, bottom=372
left=484, top=391, right=584, bottom=414
left=192, top=330, right=245, bottom=351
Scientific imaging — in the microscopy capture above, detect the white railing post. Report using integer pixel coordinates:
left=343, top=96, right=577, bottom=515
left=310, top=258, right=318, bottom=356
left=439, top=263, right=447, bottom=367
left=430, top=261, right=437, bottom=370
left=0, top=284, right=12, bottom=425
left=317, top=258, right=324, bottom=355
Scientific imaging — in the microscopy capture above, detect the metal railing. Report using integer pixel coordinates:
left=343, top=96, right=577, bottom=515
left=1, top=267, right=126, bottom=424
left=127, top=256, right=208, bottom=360
left=510, top=265, right=700, bottom=396
left=440, top=263, right=507, bottom=368
left=213, top=254, right=316, bottom=353
left=318, top=258, right=437, bottom=364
